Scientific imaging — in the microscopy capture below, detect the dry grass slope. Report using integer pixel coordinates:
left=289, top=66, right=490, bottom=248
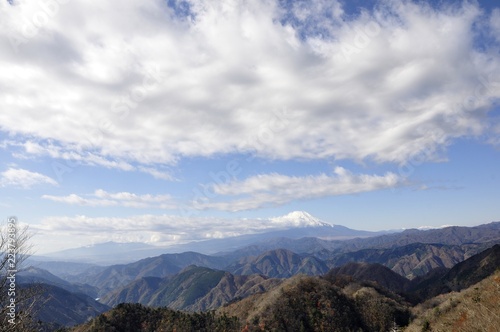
left=405, top=270, right=500, bottom=332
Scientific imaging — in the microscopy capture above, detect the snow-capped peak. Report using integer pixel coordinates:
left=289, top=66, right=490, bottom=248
left=270, top=211, right=333, bottom=228
left=416, top=224, right=454, bottom=230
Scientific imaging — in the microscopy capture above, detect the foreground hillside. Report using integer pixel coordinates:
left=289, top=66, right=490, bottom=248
left=405, top=270, right=500, bottom=332
left=71, top=303, right=240, bottom=332
left=218, top=274, right=410, bottom=331
left=73, top=275, right=410, bottom=332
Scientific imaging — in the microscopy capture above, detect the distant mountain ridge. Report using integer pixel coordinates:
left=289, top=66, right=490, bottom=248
left=323, top=242, right=479, bottom=279
left=338, top=222, right=500, bottom=250
left=325, top=262, right=410, bottom=294
left=33, top=244, right=500, bottom=330
left=39, top=241, right=168, bottom=264
left=52, top=221, right=500, bottom=301
left=67, top=251, right=227, bottom=297
left=23, top=283, right=109, bottom=327
left=39, top=211, right=386, bottom=264
left=21, top=220, right=500, bottom=329
left=73, top=249, right=500, bottom=332
left=18, top=266, right=99, bottom=298
left=221, top=222, right=500, bottom=263
left=102, top=266, right=283, bottom=311
left=68, top=242, right=500, bottom=314
left=226, top=248, right=329, bottom=278
left=408, top=244, right=500, bottom=301
left=46, top=216, right=500, bottom=266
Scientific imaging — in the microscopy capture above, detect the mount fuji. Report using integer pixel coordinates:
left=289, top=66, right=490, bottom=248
left=270, top=211, right=334, bottom=228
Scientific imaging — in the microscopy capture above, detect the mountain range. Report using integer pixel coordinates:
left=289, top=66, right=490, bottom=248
left=16, top=215, right=500, bottom=330
left=102, top=266, right=283, bottom=311
left=73, top=244, right=500, bottom=332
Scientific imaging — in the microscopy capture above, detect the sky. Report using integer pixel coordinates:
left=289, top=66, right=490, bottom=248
left=0, top=0, right=499, bottom=254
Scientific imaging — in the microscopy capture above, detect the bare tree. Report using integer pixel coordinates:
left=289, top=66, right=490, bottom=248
left=0, top=217, right=39, bottom=332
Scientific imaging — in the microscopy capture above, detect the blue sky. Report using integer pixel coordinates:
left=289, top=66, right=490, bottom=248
left=1, top=0, right=499, bottom=253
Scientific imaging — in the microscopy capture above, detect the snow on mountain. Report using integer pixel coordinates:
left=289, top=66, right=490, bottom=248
left=270, top=211, right=333, bottom=228
left=416, top=225, right=454, bottom=230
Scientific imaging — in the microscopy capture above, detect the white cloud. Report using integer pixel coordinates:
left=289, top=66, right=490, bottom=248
left=193, top=167, right=402, bottom=211
left=0, top=168, right=57, bottom=188
left=31, top=211, right=333, bottom=249
left=1, top=140, right=176, bottom=180
left=488, top=123, right=500, bottom=147
left=0, top=0, right=498, bottom=171
left=490, top=8, right=500, bottom=42
left=40, top=168, right=401, bottom=211
left=42, top=189, right=176, bottom=209
left=138, top=167, right=175, bottom=181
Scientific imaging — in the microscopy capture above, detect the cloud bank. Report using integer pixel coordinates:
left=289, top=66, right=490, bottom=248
left=32, top=211, right=334, bottom=250
left=39, top=167, right=402, bottom=211
left=0, top=0, right=498, bottom=171
left=42, top=189, right=176, bottom=209
left=194, top=167, right=402, bottom=211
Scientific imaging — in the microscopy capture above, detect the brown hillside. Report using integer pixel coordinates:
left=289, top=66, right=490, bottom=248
left=405, top=270, right=500, bottom=332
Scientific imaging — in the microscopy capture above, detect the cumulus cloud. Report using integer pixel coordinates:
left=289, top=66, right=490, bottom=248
left=191, top=167, right=402, bottom=211
left=0, top=168, right=57, bottom=188
left=42, top=189, right=176, bottom=209
left=0, top=0, right=499, bottom=172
